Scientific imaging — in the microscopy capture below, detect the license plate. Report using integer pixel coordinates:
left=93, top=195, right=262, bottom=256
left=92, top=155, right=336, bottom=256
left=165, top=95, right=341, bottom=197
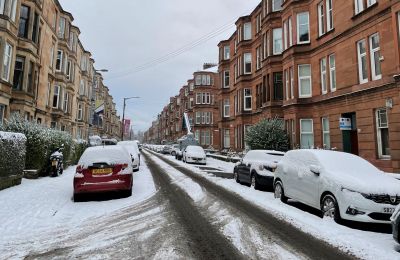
left=383, top=207, right=395, bottom=214
left=52, top=161, right=57, bottom=166
left=92, top=168, right=112, bottom=175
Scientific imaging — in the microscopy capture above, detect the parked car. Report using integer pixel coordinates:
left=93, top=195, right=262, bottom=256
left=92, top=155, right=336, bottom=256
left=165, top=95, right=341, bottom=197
left=101, top=138, right=118, bottom=145
left=392, top=204, right=400, bottom=243
left=234, top=150, right=285, bottom=190
left=171, top=144, right=180, bottom=156
left=118, top=141, right=140, bottom=171
left=183, top=145, right=207, bottom=165
left=274, top=150, right=400, bottom=223
left=162, top=145, right=173, bottom=154
left=73, top=146, right=133, bottom=201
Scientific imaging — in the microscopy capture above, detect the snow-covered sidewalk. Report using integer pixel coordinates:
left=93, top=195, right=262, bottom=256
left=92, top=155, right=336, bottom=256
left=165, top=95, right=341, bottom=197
left=0, top=163, right=156, bottom=259
left=159, top=153, right=400, bottom=260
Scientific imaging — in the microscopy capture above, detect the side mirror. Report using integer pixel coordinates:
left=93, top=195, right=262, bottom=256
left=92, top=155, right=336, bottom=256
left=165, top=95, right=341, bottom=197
left=310, top=165, right=321, bottom=176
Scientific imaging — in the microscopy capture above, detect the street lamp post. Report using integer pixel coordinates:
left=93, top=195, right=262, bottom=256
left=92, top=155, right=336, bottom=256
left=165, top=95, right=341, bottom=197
left=121, top=96, right=140, bottom=141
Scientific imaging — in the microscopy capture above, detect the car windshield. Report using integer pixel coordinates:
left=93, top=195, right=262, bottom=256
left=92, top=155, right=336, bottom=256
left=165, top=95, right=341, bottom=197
left=187, top=146, right=204, bottom=153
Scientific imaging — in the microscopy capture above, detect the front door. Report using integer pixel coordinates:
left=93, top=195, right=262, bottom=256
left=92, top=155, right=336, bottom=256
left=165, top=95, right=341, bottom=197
left=342, top=113, right=359, bottom=155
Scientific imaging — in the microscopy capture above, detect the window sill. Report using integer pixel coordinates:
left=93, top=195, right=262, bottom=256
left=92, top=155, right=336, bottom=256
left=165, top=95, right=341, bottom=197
left=316, top=28, right=335, bottom=41
left=352, top=2, right=378, bottom=20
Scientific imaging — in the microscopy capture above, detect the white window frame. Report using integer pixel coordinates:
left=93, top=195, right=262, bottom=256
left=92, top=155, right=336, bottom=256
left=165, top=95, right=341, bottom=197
left=357, top=39, right=368, bottom=84
left=355, top=0, right=364, bottom=14
left=0, top=0, right=5, bottom=15
left=300, top=119, right=314, bottom=149
left=244, top=88, right=252, bottom=111
left=272, top=0, right=283, bottom=12
left=10, top=0, right=18, bottom=22
left=290, top=66, right=294, bottom=99
left=285, top=69, right=290, bottom=100
left=244, top=53, right=252, bottom=74
left=369, top=33, right=382, bottom=80
left=298, top=64, right=312, bottom=98
left=367, top=0, right=377, bottom=8
left=318, top=2, right=325, bottom=36
left=56, top=50, right=63, bottom=72
left=223, top=99, right=230, bottom=117
left=224, top=45, right=230, bottom=60
left=78, top=102, right=83, bottom=120
left=322, top=117, right=331, bottom=149
left=320, top=57, right=327, bottom=94
left=63, top=92, right=69, bottom=113
left=326, top=0, right=333, bottom=31
left=329, top=54, right=336, bottom=91
left=224, top=129, right=230, bottom=148
left=243, top=22, right=252, bottom=40
left=53, top=85, right=60, bottom=108
left=297, top=12, right=310, bottom=44
left=376, top=108, right=390, bottom=159
left=288, top=17, right=293, bottom=47
left=2, top=42, right=12, bottom=81
left=223, top=70, right=230, bottom=88
left=273, top=28, right=283, bottom=55
left=283, top=20, right=288, bottom=50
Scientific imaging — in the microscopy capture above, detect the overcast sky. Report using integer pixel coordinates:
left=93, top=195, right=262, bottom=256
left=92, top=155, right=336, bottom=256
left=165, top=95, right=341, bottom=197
left=59, top=0, right=260, bottom=132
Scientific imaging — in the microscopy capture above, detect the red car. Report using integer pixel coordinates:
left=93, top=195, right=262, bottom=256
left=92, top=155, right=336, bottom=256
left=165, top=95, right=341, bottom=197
left=73, top=146, right=133, bottom=201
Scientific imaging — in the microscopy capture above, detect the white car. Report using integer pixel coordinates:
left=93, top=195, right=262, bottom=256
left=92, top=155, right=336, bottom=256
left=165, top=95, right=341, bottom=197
left=234, top=150, right=285, bottom=190
left=274, top=150, right=400, bottom=223
left=183, top=146, right=207, bottom=165
left=118, top=141, right=140, bottom=171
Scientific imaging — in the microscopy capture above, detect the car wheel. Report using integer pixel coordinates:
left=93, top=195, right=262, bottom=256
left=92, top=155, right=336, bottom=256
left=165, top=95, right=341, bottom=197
left=321, top=194, right=341, bottom=223
left=171, top=152, right=176, bottom=156
left=251, top=174, right=260, bottom=190
left=73, top=194, right=83, bottom=202
left=234, top=171, right=240, bottom=183
left=274, top=181, right=288, bottom=203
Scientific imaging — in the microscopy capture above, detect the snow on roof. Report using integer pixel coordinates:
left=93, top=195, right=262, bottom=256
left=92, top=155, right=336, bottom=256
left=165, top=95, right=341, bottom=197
left=78, top=146, right=131, bottom=168
left=202, top=66, right=218, bottom=73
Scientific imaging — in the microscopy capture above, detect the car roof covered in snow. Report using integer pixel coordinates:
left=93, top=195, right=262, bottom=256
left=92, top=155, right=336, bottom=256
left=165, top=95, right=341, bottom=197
left=78, top=146, right=131, bottom=168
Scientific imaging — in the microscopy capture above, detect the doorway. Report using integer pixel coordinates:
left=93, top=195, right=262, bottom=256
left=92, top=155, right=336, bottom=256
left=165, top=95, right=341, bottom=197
left=342, top=112, right=359, bottom=155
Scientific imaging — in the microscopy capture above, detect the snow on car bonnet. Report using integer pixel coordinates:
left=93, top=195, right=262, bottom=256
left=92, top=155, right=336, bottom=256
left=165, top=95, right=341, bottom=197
left=78, top=146, right=131, bottom=168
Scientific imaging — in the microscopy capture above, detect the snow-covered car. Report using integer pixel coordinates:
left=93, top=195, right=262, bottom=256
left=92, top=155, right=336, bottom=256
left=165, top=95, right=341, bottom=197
left=234, top=150, right=285, bottom=190
left=183, top=146, right=206, bottom=165
left=392, top=204, right=400, bottom=243
left=73, top=146, right=133, bottom=201
left=162, top=145, right=173, bottom=154
left=118, top=141, right=140, bottom=171
left=171, top=144, right=180, bottom=156
left=274, top=150, right=400, bottom=223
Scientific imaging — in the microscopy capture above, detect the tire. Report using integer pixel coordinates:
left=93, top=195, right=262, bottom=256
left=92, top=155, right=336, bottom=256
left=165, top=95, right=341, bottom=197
left=274, top=181, right=288, bottom=203
left=73, top=194, right=83, bottom=202
left=234, top=170, right=240, bottom=183
left=124, top=188, right=133, bottom=198
left=251, top=173, right=260, bottom=190
left=321, top=194, right=341, bottom=223
left=171, top=151, right=176, bottom=156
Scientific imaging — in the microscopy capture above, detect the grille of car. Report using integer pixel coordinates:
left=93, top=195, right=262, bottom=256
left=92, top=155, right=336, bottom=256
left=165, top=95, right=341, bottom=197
left=368, top=213, right=392, bottom=221
left=362, top=194, right=400, bottom=205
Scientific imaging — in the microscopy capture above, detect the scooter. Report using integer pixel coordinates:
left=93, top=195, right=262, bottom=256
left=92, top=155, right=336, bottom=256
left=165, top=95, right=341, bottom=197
left=50, top=145, right=64, bottom=177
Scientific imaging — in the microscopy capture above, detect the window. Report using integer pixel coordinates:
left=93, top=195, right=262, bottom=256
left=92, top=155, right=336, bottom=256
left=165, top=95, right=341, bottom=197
left=9, top=0, right=17, bottom=22
left=58, top=17, right=66, bottom=38
left=272, top=0, right=282, bottom=12
left=13, top=56, right=25, bottom=90
left=223, top=70, right=230, bottom=88
left=0, top=104, right=5, bottom=124
left=189, top=97, right=194, bottom=108
left=244, top=88, right=252, bottom=111
left=285, top=70, right=289, bottom=100
left=195, top=112, right=201, bottom=124
left=273, top=28, right=282, bottom=55
left=326, top=0, right=333, bottom=31
left=0, top=0, right=5, bottom=15
left=256, top=46, right=261, bottom=70
left=32, top=12, right=39, bottom=43
left=368, top=0, right=377, bottom=7
left=63, top=92, right=69, bottom=113
left=355, top=0, right=364, bottom=14
left=288, top=17, right=293, bottom=47
left=244, top=22, right=252, bottom=40
left=224, top=45, right=230, bottom=60
left=46, top=82, right=51, bottom=106
left=78, top=103, right=83, bottom=120
left=50, top=45, right=55, bottom=68
left=376, top=108, right=390, bottom=158
left=244, top=53, right=252, bottom=74
left=273, top=72, right=283, bottom=100
left=223, top=99, right=230, bottom=117
left=53, top=85, right=60, bottom=108
left=56, top=50, right=63, bottom=72
left=224, top=129, right=230, bottom=148
left=297, top=12, right=310, bottom=44
left=369, top=33, right=382, bottom=80
left=322, top=117, right=330, bottom=149
left=27, top=61, right=34, bottom=94
left=320, top=58, right=327, bottom=94
left=357, top=39, right=368, bottom=84
left=195, top=130, right=200, bottom=142
left=290, top=67, right=294, bottom=99
left=298, top=64, right=312, bottom=97
left=66, top=60, right=72, bottom=80
left=300, top=119, right=314, bottom=149
left=318, top=2, right=325, bottom=36
left=18, top=5, right=30, bottom=38
left=283, top=21, right=288, bottom=50
left=329, top=54, right=336, bottom=91
left=2, top=43, right=12, bottom=81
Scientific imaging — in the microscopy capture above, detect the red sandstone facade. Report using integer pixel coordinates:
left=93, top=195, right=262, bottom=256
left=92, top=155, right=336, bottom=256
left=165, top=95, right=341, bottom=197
left=145, top=0, right=400, bottom=172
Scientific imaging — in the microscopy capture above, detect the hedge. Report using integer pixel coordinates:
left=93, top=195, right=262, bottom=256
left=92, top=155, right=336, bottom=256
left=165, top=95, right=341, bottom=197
left=0, top=131, right=26, bottom=190
left=0, top=115, right=87, bottom=176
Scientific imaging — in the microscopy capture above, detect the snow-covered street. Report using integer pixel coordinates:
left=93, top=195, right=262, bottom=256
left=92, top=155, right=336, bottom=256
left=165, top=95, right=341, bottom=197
left=1, top=149, right=399, bottom=259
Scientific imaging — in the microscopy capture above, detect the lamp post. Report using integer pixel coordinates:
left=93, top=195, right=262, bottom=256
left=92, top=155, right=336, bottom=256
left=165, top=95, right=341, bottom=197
left=121, top=96, right=140, bottom=141
left=88, top=69, right=108, bottom=141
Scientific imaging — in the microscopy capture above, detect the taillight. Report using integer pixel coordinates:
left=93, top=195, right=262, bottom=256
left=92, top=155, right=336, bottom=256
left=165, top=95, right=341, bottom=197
left=76, top=165, right=83, bottom=173
left=117, top=163, right=131, bottom=175
left=122, top=164, right=128, bottom=170
left=74, top=165, right=84, bottom=178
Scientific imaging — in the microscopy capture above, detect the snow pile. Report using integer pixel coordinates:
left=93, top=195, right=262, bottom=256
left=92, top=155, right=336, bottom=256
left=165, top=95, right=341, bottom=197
left=0, top=131, right=26, bottom=184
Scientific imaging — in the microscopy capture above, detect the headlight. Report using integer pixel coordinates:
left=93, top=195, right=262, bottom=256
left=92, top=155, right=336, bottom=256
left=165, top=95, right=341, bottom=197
left=259, top=165, right=264, bottom=171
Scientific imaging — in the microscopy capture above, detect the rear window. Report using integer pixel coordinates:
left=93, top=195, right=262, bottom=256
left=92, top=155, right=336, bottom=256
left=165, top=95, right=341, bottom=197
left=79, top=147, right=130, bottom=167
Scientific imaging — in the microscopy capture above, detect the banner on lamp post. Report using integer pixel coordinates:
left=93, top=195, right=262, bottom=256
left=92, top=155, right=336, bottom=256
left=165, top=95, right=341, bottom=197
left=124, top=119, right=131, bottom=136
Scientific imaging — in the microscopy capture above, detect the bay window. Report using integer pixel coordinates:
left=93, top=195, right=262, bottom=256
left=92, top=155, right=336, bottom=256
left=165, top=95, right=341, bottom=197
left=244, top=53, right=252, bottom=74
left=2, top=43, right=12, bottom=81
left=223, top=99, right=230, bottom=117
left=223, top=70, right=230, bottom=88
left=244, top=22, right=252, bottom=40
left=56, top=50, right=63, bottom=72
left=297, top=12, right=310, bottom=44
left=244, top=88, right=252, bottom=111
left=272, top=0, right=282, bottom=12
left=53, top=85, right=60, bottom=108
left=13, top=56, right=25, bottom=90
left=300, top=119, right=314, bottom=149
left=298, top=64, right=312, bottom=98
left=273, top=28, right=282, bottom=55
